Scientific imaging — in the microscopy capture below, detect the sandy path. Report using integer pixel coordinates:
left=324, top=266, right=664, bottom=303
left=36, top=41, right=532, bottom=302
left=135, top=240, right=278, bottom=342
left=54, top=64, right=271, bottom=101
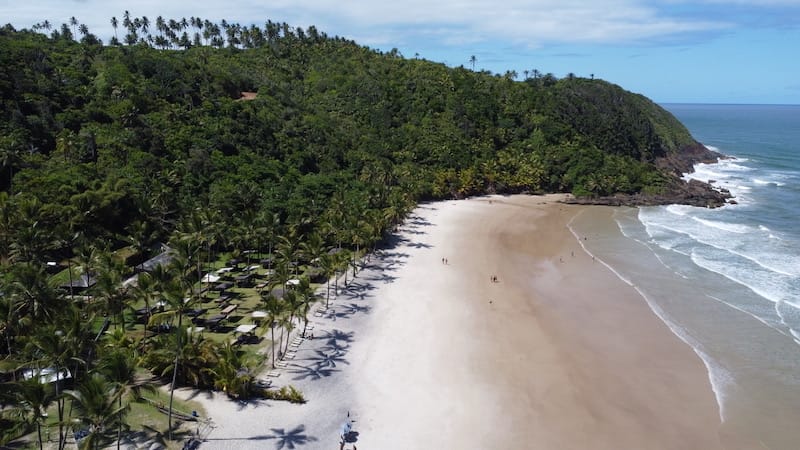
left=185, top=195, right=722, bottom=450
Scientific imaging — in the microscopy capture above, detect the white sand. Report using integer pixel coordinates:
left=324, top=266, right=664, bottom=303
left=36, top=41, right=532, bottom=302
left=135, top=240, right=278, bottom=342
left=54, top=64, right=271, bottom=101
left=184, top=195, right=723, bottom=449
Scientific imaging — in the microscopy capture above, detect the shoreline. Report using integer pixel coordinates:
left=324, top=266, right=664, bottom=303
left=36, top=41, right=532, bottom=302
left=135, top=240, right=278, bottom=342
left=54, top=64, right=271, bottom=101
left=567, top=209, right=727, bottom=422
left=187, top=195, right=723, bottom=449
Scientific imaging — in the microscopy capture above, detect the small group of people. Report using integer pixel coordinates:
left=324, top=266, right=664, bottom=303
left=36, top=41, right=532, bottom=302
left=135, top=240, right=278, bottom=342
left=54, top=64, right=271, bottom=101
left=441, top=257, right=449, bottom=264
left=490, top=275, right=499, bottom=283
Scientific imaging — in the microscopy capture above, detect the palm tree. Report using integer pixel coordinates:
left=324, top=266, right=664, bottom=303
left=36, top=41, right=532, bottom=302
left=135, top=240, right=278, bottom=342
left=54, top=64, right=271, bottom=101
left=300, top=232, right=327, bottom=269
left=122, top=11, right=131, bottom=31
left=470, top=55, right=476, bottom=70
left=176, top=330, right=218, bottom=388
left=204, top=342, right=253, bottom=399
left=69, top=17, right=78, bottom=38
left=260, top=293, right=283, bottom=368
left=4, top=262, right=58, bottom=325
left=124, top=220, right=154, bottom=273
left=7, top=376, right=56, bottom=450
left=0, top=137, right=22, bottom=192
left=110, top=17, right=118, bottom=42
left=97, top=347, right=154, bottom=450
left=64, top=374, right=126, bottom=450
left=0, top=192, right=12, bottom=260
left=26, top=321, right=87, bottom=450
left=294, top=278, right=317, bottom=337
left=73, top=244, right=98, bottom=303
left=335, top=249, right=352, bottom=288
left=276, top=233, right=302, bottom=277
left=132, top=270, right=160, bottom=342
left=0, top=285, right=20, bottom=356
left=98, top=255, right=132, bottom=331
left=148, top=250, right=198, bottom=440
left=318, top=253, right=336, bottom=308
left=155, top=16, right=165, bottom=39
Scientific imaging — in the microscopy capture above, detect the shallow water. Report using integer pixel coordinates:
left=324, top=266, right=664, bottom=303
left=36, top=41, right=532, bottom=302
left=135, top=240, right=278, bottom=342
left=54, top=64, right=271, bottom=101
left=569, top=203, right=800, bottom=448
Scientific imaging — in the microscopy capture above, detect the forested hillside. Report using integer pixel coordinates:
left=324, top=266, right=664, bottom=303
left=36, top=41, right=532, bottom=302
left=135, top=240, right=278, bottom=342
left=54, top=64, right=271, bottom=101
left=0, top=17, right=719, bottom=250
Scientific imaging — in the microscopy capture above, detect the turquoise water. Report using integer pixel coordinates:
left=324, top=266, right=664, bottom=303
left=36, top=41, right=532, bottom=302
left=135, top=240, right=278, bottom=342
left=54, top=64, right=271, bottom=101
left=571, top=104, right=800, bottom=447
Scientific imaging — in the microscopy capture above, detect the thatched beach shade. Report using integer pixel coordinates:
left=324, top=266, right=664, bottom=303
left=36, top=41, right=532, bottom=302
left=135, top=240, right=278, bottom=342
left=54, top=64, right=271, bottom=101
left=23, top=367, right=72, bottom=385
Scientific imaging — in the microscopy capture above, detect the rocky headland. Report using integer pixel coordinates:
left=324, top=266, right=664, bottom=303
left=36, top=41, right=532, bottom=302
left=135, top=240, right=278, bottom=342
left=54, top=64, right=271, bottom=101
left=565, top=142, right=734, bottom=208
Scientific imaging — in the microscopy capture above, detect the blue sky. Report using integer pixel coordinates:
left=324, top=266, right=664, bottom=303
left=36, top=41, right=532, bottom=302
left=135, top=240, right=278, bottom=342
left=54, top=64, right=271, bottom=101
left=2, top=0, right=799, bottom=104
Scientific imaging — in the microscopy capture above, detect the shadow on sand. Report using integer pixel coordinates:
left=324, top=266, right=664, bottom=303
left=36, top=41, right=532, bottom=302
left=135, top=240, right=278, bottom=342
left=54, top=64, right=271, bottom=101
left=206, top=424, right=317, bottom=449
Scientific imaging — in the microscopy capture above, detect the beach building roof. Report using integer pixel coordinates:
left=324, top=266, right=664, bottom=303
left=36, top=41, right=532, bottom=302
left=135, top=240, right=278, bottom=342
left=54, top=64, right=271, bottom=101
left=139, top=247, right=175, bottom=272
left=60, top=273, right=96, bottom=290
left=23, top=367, right=72, bottom=384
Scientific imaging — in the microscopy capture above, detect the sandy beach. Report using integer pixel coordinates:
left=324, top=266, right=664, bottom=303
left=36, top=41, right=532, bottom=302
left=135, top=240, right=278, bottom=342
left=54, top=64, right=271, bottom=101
left=185, top=195, right=723, bottom=449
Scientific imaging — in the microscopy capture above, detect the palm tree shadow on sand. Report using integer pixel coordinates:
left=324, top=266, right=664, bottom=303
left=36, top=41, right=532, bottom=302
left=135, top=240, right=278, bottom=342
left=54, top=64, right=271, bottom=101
left=247, top=424, right=317, bottom=449
left=333, top=302, right=371, bottom=318
left=289, top=364, right=340, bottom=381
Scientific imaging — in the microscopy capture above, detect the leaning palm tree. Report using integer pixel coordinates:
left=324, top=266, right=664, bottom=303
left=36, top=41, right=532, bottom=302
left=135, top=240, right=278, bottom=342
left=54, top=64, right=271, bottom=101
left=64, top=374, right=126, bottom=450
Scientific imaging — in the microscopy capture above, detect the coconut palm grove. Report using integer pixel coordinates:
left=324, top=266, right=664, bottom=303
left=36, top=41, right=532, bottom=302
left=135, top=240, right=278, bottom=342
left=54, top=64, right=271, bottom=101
left=0, top=12, right=721, bottom=449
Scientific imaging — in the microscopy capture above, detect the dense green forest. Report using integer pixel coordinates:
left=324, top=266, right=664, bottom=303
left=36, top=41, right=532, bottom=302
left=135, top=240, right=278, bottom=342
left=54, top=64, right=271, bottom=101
left=0, top=14, right=715, bottom=448
left=0, top=14, right=706, bottom=249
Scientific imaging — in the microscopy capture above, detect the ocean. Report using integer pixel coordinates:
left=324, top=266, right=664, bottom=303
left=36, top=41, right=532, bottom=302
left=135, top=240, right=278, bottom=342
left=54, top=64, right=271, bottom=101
left=570, top=104, right=800, bottom=448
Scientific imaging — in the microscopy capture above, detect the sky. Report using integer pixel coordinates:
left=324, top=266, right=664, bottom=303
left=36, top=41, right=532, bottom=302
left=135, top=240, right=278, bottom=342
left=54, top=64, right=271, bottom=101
left=2, top=0, right=800, bottom=104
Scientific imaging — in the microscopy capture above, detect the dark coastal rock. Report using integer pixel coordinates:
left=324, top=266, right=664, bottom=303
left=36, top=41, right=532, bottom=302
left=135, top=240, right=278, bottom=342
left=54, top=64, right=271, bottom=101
left=655, top=142, right=726, bottom=176
left=564, top=141, right=734, bottom=208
